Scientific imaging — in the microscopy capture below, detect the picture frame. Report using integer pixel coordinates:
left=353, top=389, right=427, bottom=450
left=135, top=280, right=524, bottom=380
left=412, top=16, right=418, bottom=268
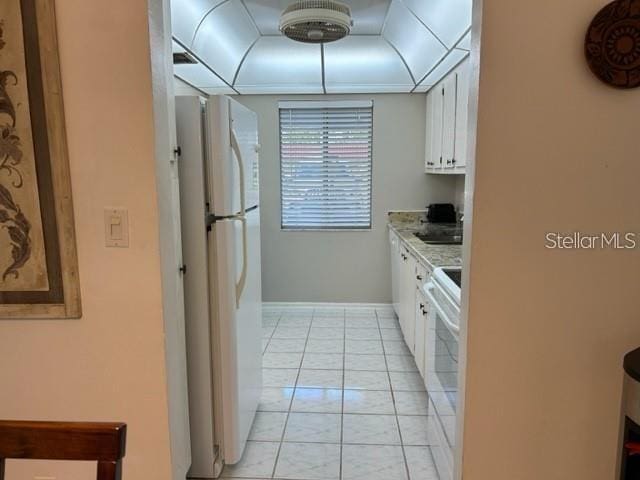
left=0, top=0, right=81, bottom=318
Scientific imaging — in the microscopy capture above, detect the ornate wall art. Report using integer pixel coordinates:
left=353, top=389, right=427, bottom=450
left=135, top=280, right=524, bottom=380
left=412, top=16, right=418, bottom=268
left=0, top=0, right=80, bottom=318
left=585, top=0, right=640, bottom=88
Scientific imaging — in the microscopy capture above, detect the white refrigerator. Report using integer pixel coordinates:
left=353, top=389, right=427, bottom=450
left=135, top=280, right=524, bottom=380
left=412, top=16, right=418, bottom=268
left=176, top=95, right=262, bottom=478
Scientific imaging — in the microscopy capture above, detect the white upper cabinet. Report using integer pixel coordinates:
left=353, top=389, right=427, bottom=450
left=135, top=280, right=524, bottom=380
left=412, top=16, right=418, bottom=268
left=191, top=0, right=260, bottom=84
left=403, top=0, right=472, bottom=49
left=425, top=57, right=470, bottom=174
left=453, top=63, right=470, bottom=169
left=383, top=1, right=447, bottom=81
left=426, top=83, right=443, bottom=170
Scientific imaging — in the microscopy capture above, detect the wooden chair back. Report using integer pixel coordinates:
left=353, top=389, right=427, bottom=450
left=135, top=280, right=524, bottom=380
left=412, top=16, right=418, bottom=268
left=0, top=421, right=126, bottom=480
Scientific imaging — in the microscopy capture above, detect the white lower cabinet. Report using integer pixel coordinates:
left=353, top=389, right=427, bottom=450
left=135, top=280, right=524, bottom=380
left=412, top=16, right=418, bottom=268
left=388, top=229, right=432, bottom=367
left=389, top=230, right=401, bottom=316
left=399, top=248, right=417, bottom=353
left=414, top=286, right=428, bottom=379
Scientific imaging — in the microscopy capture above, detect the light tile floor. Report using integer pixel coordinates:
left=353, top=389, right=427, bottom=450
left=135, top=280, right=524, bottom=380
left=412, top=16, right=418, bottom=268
left=221, top=305, right=439, bottom=480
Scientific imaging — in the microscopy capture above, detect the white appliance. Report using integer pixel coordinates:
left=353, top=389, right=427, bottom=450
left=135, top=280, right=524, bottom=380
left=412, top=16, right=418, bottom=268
left=423, top=266, right=461, bottom=480
left=176, top=95, right=262, bottom=478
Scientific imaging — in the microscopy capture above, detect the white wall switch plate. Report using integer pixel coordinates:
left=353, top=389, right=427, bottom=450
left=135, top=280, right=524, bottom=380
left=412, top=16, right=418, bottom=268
left=104, top=208, right=129, bottom=247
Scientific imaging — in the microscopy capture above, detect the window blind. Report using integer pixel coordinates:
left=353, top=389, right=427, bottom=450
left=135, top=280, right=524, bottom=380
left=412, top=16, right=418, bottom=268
left=279, top=101, right=373, bottom=230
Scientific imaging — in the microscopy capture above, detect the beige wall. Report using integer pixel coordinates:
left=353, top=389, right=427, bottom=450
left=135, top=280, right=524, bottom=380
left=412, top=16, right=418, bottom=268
left=0, top=1, right=174, bottom=479
left=235, top=94, right=458, bottom=303
left=462, top=0, right=640, bottom=478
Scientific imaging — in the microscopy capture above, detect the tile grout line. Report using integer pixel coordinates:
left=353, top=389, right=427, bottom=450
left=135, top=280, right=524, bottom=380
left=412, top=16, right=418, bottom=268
left=255, top=307, right=421, bottom=480
left=376, top=309, right=413, bottom=480
left=268, top=310, right=313, bottom=479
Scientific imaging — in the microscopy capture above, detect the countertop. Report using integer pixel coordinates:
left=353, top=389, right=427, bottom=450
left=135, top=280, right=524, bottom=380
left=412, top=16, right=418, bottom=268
left=388, top=211, right=463, bottom=271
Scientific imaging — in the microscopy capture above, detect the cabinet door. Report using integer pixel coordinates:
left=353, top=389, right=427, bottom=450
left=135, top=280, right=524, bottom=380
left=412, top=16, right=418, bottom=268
left=389, top=231, right=400, bottom=316
left=425, top=93, right=433, bottom=171
left=454, top=60, right=470, bottom=169
left=414, top=287, right=428, bottom=379
left=401, top=254, right=417, bottom=354
left=427, top=86, right=444, bottom=171
left=398, top=246, right=408, bottom=336
left=442, top=74, right=457, bottom=169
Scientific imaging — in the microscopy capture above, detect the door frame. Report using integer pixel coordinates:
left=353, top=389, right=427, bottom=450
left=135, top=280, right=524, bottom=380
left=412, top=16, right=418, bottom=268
left=147, top=0, right=192, bottom=478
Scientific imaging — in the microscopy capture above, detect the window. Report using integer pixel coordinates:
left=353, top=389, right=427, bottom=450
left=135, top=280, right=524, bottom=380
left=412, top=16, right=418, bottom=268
left=279, top=101, right=373, bottom=230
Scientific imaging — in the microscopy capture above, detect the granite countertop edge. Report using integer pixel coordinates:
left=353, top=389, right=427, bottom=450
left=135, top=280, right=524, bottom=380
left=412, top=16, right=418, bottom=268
left=387, top=213, right=463, bottom=271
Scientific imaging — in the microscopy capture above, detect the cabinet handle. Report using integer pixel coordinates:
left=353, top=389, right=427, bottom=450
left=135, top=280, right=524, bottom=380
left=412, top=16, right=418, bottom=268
left=446, top=159, right=452, bottom=165
left=452, top=159, right=457, bottom=165
left=416, top=275, right=423, bottom=281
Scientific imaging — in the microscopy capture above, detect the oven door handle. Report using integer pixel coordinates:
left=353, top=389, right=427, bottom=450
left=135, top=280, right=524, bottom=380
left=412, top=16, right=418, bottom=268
left=423, top=282, right=460, bottom=336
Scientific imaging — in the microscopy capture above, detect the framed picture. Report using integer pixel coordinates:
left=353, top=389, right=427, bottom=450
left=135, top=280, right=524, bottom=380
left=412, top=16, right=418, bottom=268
left=0, top=0, right=81, bottom=318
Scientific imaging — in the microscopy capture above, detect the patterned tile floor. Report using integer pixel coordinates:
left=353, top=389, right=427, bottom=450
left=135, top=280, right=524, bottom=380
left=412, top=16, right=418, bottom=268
left=221, top=305, right=439, bottom=480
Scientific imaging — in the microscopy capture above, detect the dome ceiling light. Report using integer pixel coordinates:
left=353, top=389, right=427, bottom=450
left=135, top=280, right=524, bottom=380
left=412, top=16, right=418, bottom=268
left=279, top=0, right=353, bottom=44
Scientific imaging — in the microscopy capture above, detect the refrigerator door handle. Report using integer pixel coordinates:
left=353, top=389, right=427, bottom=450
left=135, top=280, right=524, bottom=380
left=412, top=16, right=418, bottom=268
left=230, top=128, right=246, bottom=215
left=235, top=215, right=248, bottom=309
left=230, top=127, right=247, bottom=308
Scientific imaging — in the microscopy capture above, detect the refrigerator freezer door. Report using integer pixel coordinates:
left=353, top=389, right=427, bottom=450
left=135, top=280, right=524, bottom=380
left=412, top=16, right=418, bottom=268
left=230, top=97, right=260, bottom=210
left=207, top=96, right=260, bottom=216
left=210, top=208, right=262, bottom=465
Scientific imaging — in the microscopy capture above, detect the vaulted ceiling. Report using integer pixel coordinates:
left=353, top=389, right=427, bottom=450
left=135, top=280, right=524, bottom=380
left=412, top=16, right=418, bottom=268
left=170, top=0, right=472, bottom=94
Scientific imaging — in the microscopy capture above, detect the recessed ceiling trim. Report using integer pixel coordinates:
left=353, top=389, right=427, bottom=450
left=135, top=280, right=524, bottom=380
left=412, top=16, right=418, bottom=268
left=189, top=0, right=233, bottom=48
left=239, top=0, right=263, bottom=35
left=232, top=37, right=260, bottom=86
left=379, top=0, right=394, bottom=35
left=411, top=28, right=471, bottom=93
left=398, top=0, right=448, bottom=51
left=382, top=37, right=416, bottom=86
left=172, top=35, right=241, bottom=94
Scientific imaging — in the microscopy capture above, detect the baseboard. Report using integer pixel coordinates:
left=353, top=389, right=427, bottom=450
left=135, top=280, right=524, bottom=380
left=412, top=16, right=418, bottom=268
left=263, top=302, right=392, bottom=309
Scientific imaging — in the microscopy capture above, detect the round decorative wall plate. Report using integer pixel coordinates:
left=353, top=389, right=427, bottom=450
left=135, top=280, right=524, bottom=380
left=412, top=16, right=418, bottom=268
left=585, top=0, right=640, bottom=88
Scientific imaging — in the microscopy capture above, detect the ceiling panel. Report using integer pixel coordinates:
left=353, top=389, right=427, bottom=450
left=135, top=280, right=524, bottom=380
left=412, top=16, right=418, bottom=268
left=402, top=0, right=472, bottom=49
left=324, top=36, right=413, bottom=92
left=383, top=0, right=447, bottom=81
left=172, top=39, right=233, bottom=92
left=242, top=0, right=392, bottom=35
left=192, top=0, right=260, bottom=83
left=171, top=0, right=228, bottom=47
left=235, top=37, right=323, bottom=93
left=457, top=30, right=471, bottom=50
left=415, top=48, right=468, bottom=91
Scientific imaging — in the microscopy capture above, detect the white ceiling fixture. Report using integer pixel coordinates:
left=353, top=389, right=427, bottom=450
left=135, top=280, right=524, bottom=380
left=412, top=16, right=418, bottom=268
left=279, top=1, right=353, bottom=44
left=170, top=0, right=473, bottom=95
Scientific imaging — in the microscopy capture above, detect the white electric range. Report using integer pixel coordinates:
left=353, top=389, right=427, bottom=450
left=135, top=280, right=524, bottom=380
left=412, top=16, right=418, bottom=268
left=423, top=266, right=461, bottom=480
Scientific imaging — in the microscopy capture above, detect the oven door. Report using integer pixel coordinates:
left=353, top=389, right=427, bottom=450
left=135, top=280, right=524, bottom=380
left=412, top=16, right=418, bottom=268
left=424, top=281, right=459, bottom=479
